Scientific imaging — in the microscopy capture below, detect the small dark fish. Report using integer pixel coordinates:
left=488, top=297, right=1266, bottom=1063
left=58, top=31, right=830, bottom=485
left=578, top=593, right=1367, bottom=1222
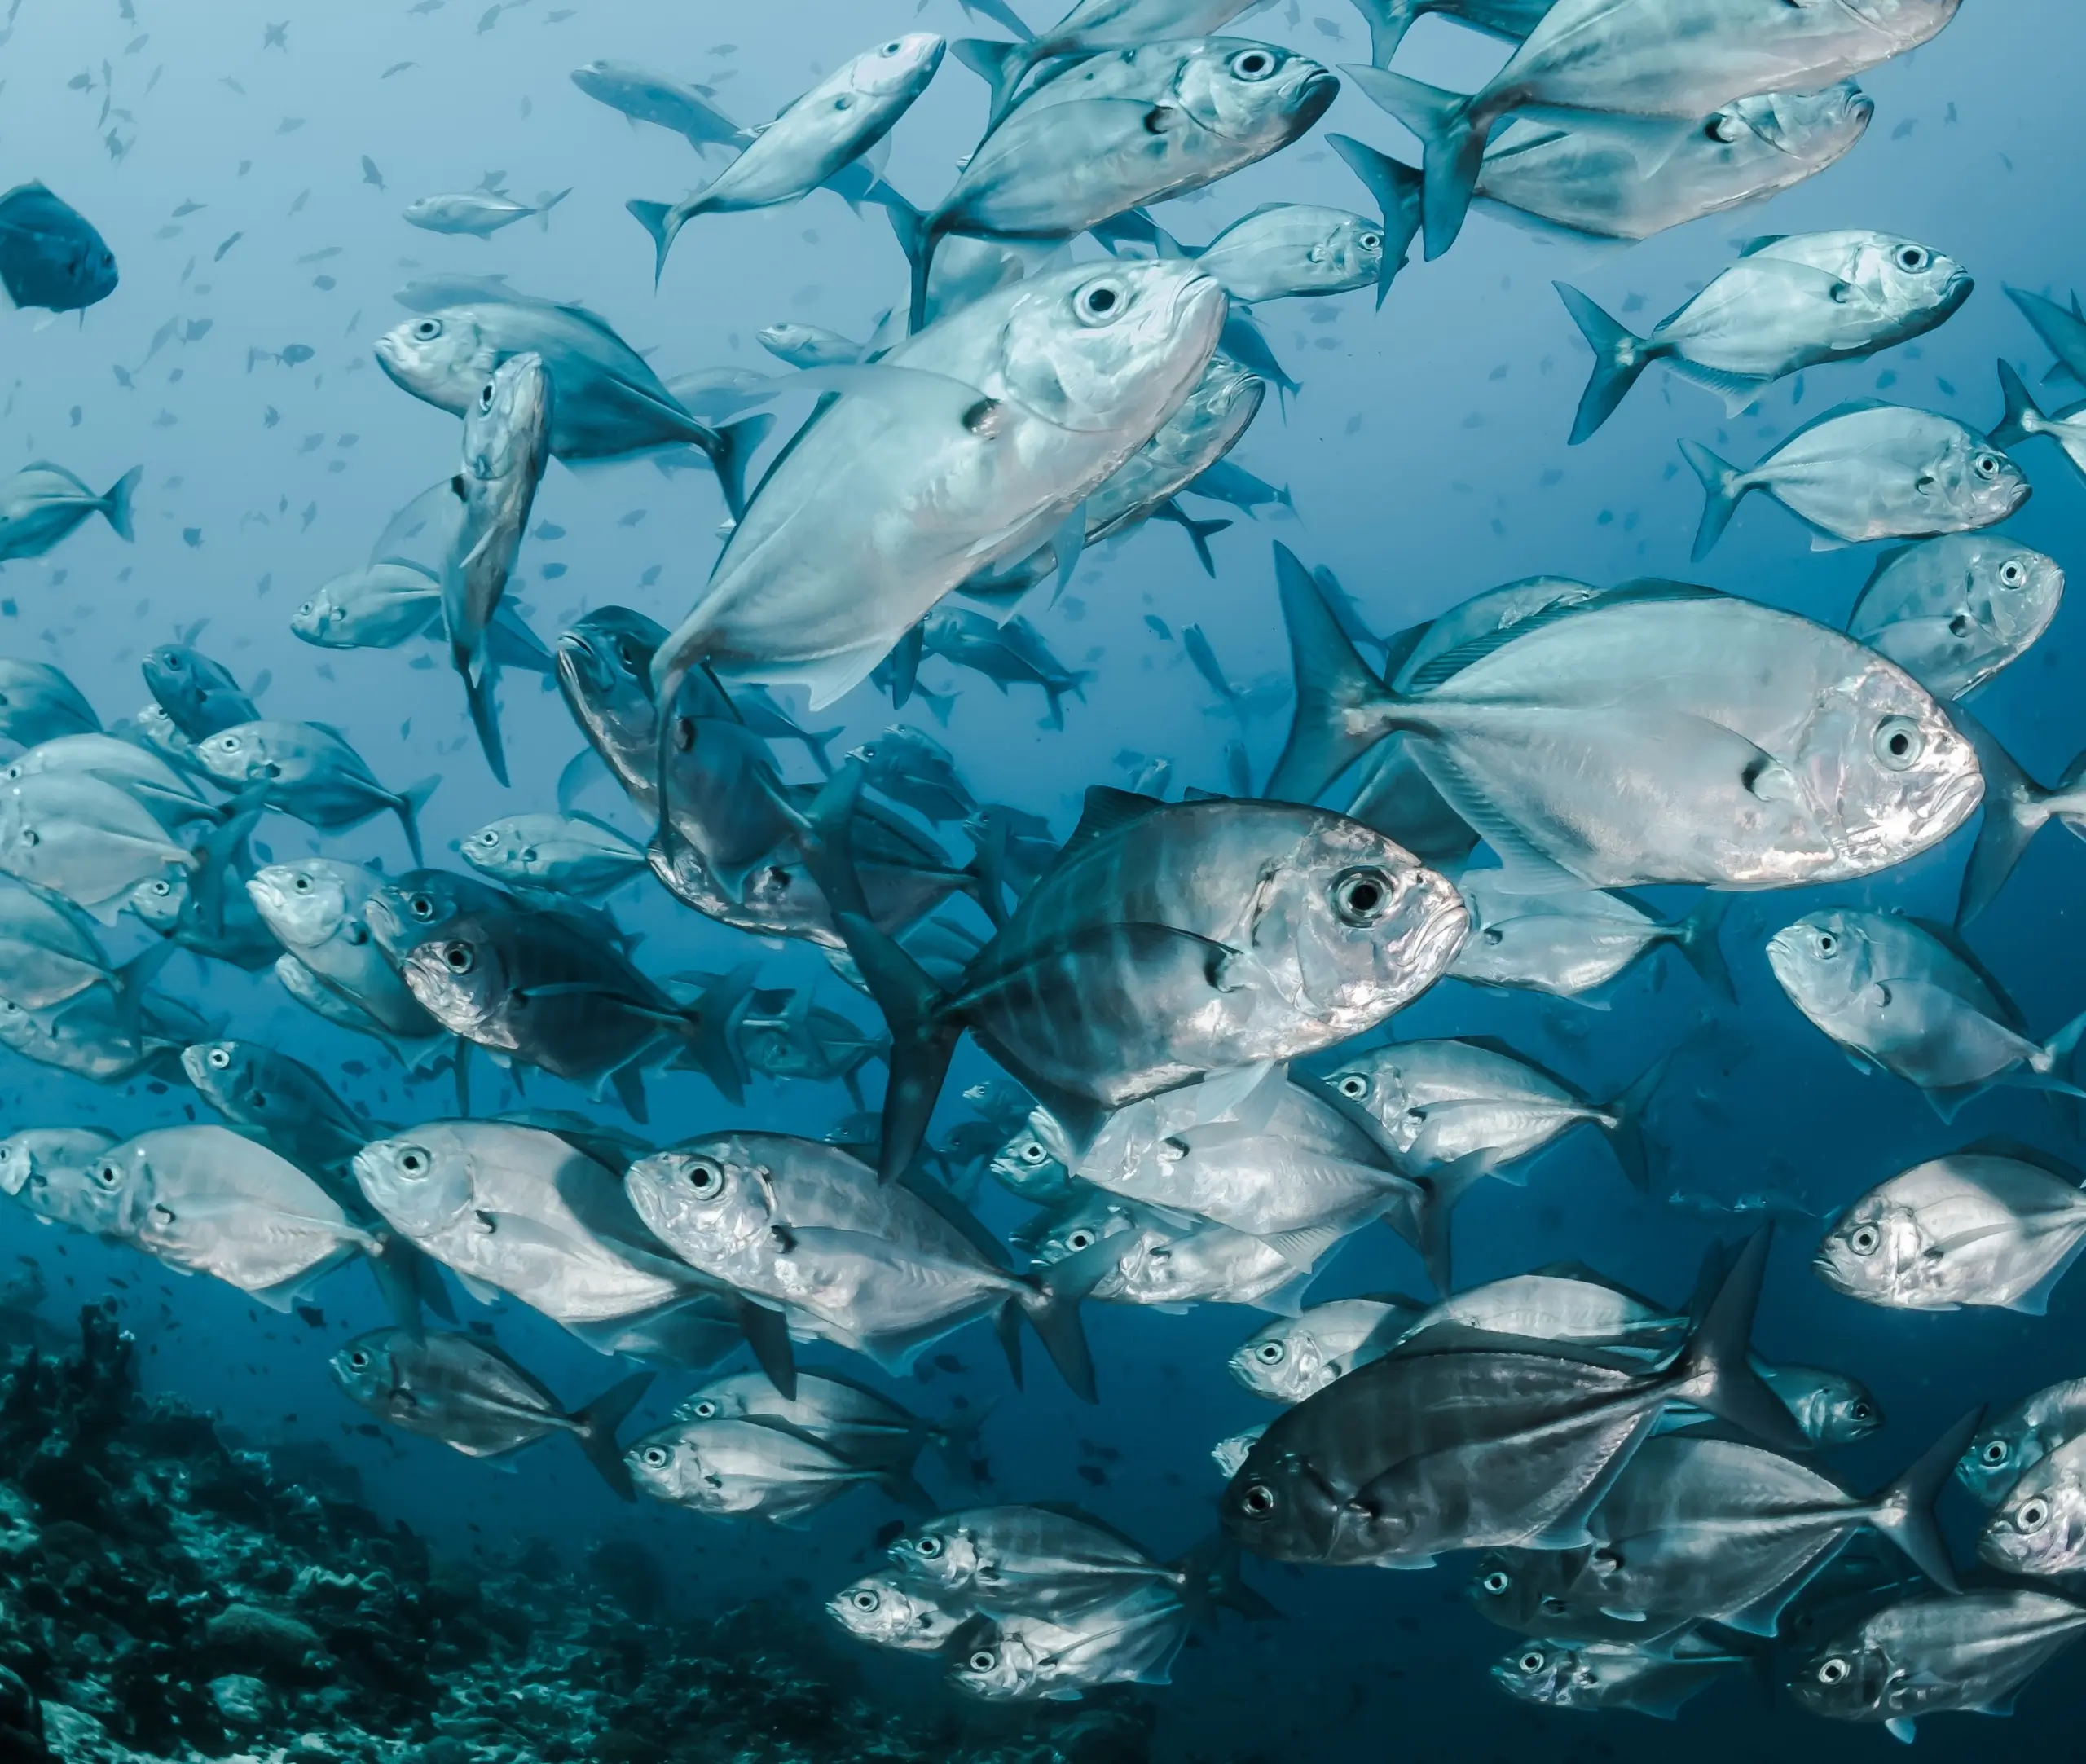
left=0, top=182, right=117, bottom=314
left=142, top=644, right=260, bottom=740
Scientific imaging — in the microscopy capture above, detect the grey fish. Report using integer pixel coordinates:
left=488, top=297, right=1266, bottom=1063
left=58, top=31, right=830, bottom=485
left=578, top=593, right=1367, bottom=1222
left=0, top=661, right=99, bottom=750
left=1271, top=560, right=1984, bottom=892
left=626, top=1414, right=932, bottom=1520
left=887, top=1503, right=1190, bottom=1619
left=737, top=989, right=887, bottom=1103
left=850, top=725, right=975, bottom=825
left=1450, top=882, right=1732, bottom=1005
left=624, top=1133, right=1100, bottom=1398
left=0, top=1126, right=121, bottom=1237
left=1346, top=0, right=1549, bottom=63
left=1027, top=1184, right=1343, bottom=1310
left=954, top=2, right=1277, bottom=124
left=1491, top=1635, right=1753, bottom=1721
left=0, top=181, right=118, bottom=313
left=1560, top=232, right=1972, bottom=443
left=1190, top=196, right=1401, bottom=308
left=1683, top=403, right=2027, bottom=559
left=132, top=851, right=279, bottom=978
left=0, top=946, right=193, bottom=1084
left=896, top=38, right=1336, bottom=328
left=0, top=462, right=139, bottom=563
left=569, top=60, right=748, bottom=156
left=1768, top=909, right=2086, bottom=1120
left=194, top=721, right=438, bottom=864
left=275, top=952, right=452, bottom=1076
left=1980, top=1433, right=2086, bottom=1577
left=0, top=772, right=199, bottom=922
left=0, top=871, right=125, bottom=1009
left=829, top=1573, right=971, bottom=1653
left=1814, top=1149, right=2086, bottom=1313
left=988, top=1116, right=1078, bottom=1207
left=330, top=1327, right=649, bottom=1497
left=1849, top=536, right=2063, bottom=704
left=1792, top=1590, right=2086, bottom=1744
left=1470, top=85, right=1874, bottom=244
left=7, top=735, right=218, bottom=834
left=759, top=323, right=871, bottom=370
left=951, top=1584, right=1190, bottom=1700
left=293, top=562, right=449, bottom=650
left=247, top=859, right=449, bottom=1049
left=142, top=645, right=260, bottom=741
left=674, top=1367, right=975, bottom=1474
left=812, top=771, right=1467, bottom=1181
left=462, top=812, right=649, bottom=897
left=181, top=1039, right=378, bottom=1176
left=629, top=36, right=945, bottom=280
left=1228, top=1294, right=1425, bottom=1402
left=403, top=189, right=569, bottom=237
left=1221, top=1230, right=1807, bottom=1566
left=1959, top=1377, right=2086, bottom=1507
left=1353, top=0, right=1962, bottom=258
left=365, top=867, right=631, bottom=968
left=353, top=1120, right=750, bottom=1369
left=376, top=276, right=764, bottom=515
left=916, top=609, right=1091, bottom=729
left=556, top=605, right=667, bottom=815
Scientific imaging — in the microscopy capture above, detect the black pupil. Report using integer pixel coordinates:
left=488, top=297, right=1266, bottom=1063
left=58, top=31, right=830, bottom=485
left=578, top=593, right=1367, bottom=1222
left=1087, top=288, right=1117, bottom=314
left=1347, top=881, right=1380, bottom=913
left=445, top=946, right=470, bottom=970
left=1889, top=732, right=1910, bottom=756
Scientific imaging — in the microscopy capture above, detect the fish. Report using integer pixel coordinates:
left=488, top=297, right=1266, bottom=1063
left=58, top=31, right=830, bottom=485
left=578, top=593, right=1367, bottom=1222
left=828, top=1573, right=971, bottom=1652
left=352, top=1120, right=753, bottom=1370
left=0, top=872, right=122, bottom=1008
left=953, top=2, right=1278, bottom=125
left=623, top=1133, right=1102, bottom=1398
left=1271, top=556, right=1983, bottom=891
left=1991, top=357, right=2086, bottom=488
left=1354, top=0, right=1963, bottom=259
left=330, top=1327, right=650, bottom=1497
left=0, top=462, right=139, bottom=563
left=737, top=988, right=888, bottom=1103
left=1767, top=910, right=2086, bottom=1120
left=915, top=609, right=1092, bottom=729
left=895, top=39, right=1336, bottom=329
left=887, top=1503, right=1197, bottom=1618
left=1346, top=0, right=1550, bottom=64
left=1220, top=1230, right=1808, bottom=1566
left=181, top=1039, right=378, bottom=1175
left=0, top=662, right=99, bottom=750
left=951, top=1584, right=1191, bottom=1699
left=1408, top=1270, right=1687, bottom=1359
left=0, top=772, right=202, bottom=922
left=1559, top=232, right=1973, bottom=443
left=1792, top=1590, right=2086, bottom=1744
left=625, top=1414, right=935, bottom=1520
left=650, top=258, right=1226, bottom=712
left=1450, top=882, right=1733, bottom=1005
left=194, top=721, right=438, bottom=865
left=1186, top=196, right=1403, bottom=309
left=461, top=812, right=649, bottom=897
left=1490, top=1635, right=1754, bottom=1721
left=7, top=734, right=218, bottom=834
left=808, top=769, right=1468, bottom=1181
left=1227, top=1294, right=1425, bottom=1402
left=1815, top=1147, right=2086, bottom=1313
left=1683, top=403, right=2028, bottom=559
left=1959, top=1377, right=2086, bottom=1507
left=375, top=277, right=765, bottom=516
left=847, top=726, right=975, bottom=825
left=403, top=190, right=570, bottom=237
left=1848, top=534, right=2064, bottom=703
left=759, top=323, right=871, bottom=370
left=673, top=1367, right=979, bottom=1474
left=1948, top=714, right=2086, bottom=929
left=0, top=182, right=117, bottom=313
left=628, top=36, right=945, bottom=280
left=569, top=60, right=748, bottom=156
left=556, top=606, right=667, bottom=816
left=1028, top=1185, right=1331, bottom=1311
left=292, top=563, right=555, bottom=671
left=142, top=644, right=260, bottom=741
left=1469, top=85, right=1875, bottom=245
left=0, top=1126, right=122, bottom=1237
left=1980, top=1432, right=2086, bottom=1577
left=246, top=859, right=451, bottom=1050
left=2008, top=284, right=2086, bottom=389
left=274, top=952, right=452, bottom=1076
left=442, top=352, right=553, bottom=782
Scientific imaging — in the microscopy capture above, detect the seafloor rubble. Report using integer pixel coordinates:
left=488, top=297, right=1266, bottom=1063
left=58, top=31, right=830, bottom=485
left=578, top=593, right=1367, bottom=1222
left=0, top=1304, right=1163, bottom=1764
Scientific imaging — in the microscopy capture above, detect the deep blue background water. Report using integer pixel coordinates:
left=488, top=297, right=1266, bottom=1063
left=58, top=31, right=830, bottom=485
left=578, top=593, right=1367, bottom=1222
left=2, top=0, right=2084, bottom=1757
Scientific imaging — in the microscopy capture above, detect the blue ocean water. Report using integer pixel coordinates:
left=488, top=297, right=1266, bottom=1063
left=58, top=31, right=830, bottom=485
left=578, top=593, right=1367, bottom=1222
left=1, top=0, right=2082, bottom=1758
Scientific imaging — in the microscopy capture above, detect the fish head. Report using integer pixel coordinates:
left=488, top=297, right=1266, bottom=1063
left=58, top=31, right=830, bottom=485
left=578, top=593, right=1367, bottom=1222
left=951, top=1629, right=1044, bottom=1700
left=179, top=1038, right=257, bottom=1109
left=375, top=309, right=496, bottom=411
left=1319, top=1051, right=1417, bottom=1153
left=1220, top=1442, right=1349, bottom=1561
left=1958, top=1412, right=2044, bottom=1506
left=1466, top=1551, right=1570, bottom=1634
left=247, top=860, right=358, bottom=952
left=1980, top=1458, right=2086, bottom=1576
left=1968, top=543, right=2066, bottom=653
left=1228, top=1318, right=1319, bottom=1402
left=463, top=351, right=553, bottom=482
left=352, top=1131, right=477, bottom=1238
left=1812, top=1191, right=1925, bottom=1304
left=1766, top=910, right=1879, bottom=1030
left=557, top=609, right=662, bottom=735
left=1789, top=1638, right=1891, bottom=1723
left=400, top=922, right=509, bottom=1038
left=328, top=1332, right=401, bottom=1409
left=625, top=1426, right=710, bottom=1503
left=887, top=1515, right=986, bottom=1593
left=839, top=31, right=945, bottom=100
left=290, top=587, right=346, bottom=645
left=1831, top=233, right=1973, bottom=328
left=1173, top=41, right=1337, bottom=147
left=1934, top=430, right=2032, bottom=529
left=1731, top=82, right=1873, bottom=166
left=366, top=870, right=508, bottom=961
left=0, top=1127, right=110, bottom=1203
left=622, top=1142, right=778, bottom=1260
left=193, top=721, right=273, bottom=785
left=1788, top=1369, right=1885, bottom=1446
left=1490, top=1642, right=1584, bottom=1709
left=140, top=645, right=214, bottom=720
left=827, top=1574, right=962, bottom=1651
left=127, top=867, right=189, bottom=931
left=15, top=1132, right=129, bottom=1234
left=461, top=819, right=529, bottom=881
left=994, top=260, right=1227, bottom=437
left=987, top=1127, right=1067, bottom=1201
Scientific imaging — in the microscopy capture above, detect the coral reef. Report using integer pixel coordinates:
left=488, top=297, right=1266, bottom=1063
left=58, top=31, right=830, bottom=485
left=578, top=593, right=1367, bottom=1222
left=2, top=1306, right=1162, bottom=1764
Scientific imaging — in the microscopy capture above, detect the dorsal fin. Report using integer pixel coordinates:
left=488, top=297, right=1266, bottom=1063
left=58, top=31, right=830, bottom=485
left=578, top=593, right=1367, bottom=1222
left=1055, top=786, right=1168, bottom=860
left=1906, top=916, right=2027, bottom=1030
left=1402, top=580, right=1719, bottom=694
left=1738, top=235, right=1789, bottom=257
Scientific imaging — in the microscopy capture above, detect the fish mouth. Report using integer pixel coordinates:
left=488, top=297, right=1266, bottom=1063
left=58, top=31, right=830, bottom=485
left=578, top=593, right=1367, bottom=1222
left=1920, top=767, right=1986, bottom=842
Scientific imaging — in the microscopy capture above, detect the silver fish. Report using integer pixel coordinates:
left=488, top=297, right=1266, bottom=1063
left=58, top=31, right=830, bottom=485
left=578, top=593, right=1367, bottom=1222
left=1227, top=1294, right=1424, bottom=1402
left=0, top=661, right=99, bottom=750
left=1491, top=1635, right=1752, bottom=1721
left=759, top=323, right=870, bottom=371
left=0, top=1126, right=121, bottom=1236
left=195, top=721, right=437, bottom=864
left=0, top=772, right=197, bottom=922
left=183, top=1039, right=376, bottom=1176
left=0, top=872, right=118, bottom=1009
left=956, top=1, right=1277, bottom=122
left=569, top=60, right=747, bottom=157
left=673, top=1367, right=974, bottom=1474
left=951, top=1585, right=1188, bottom=1700
left=1959, top=1377, right=2086, bottom=1507
left=275, top=952, right=452, bottom=1075
left=1028, top=1185, right=1333, bottom=1311
left=1980, top=1433, right=2086, bottom=1577
left=828, top=1573, right=970, bottom=1652
left=1192, top=201, right=1395, bottom=306
left=1849, top=536, right=2063, bottom=703
left=0, top=461, right=138, bottom=562
left=1450, top=882, right=1732, bottom=1004
left=247, top=859, right=447, bottom=1047
left=462, top=812, right=648, bottom=897
left=887, top=1503, right=1188, bottom=1619
left=403, top=189, right=568, bottom=237
left=1347, top=0, right=1549, bottom=64
left=625, top=1414, right=930, bottom=1520
left=0, top=955, right=191, bottom=1084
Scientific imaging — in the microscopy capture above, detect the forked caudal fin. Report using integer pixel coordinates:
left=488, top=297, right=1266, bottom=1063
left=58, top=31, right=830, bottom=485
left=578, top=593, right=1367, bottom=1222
left=1324, top=136, right=1424, bottom=309
left=1597, top=1051, right=1673, bottom=1194
left=1556, top=282, right=1657, bottom=444
left=1864, top=1409, right=1982, bottom=1594
left=952, top=37, right=1033, bottom=127
left=1665, top=1226, right=1811, bottom=1455
left=571, top=1370, right=656, bottom=1501
left=1339, top=66, right=1485, bottom=262
left=1678, top=439, right=1753, bottom=561
left=1668, top=891, right=1736, bottom=1002
left=1264, top=543, right=1402, bottom=805
left=627, top=198, right=688, bottom=288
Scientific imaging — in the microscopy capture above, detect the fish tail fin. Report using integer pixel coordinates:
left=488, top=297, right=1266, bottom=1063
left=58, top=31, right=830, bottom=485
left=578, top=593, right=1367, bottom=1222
left=572, top=1370, right=656, bottom=1501
left=189, top=804, right=262, bottom=940
left=626, top=198, right=685, bottom=288
left=1598, top=1051, right=1673, bottom=1194
left=1556, top=282, right=1654, bottom=444
left=1326, top=135, right=1423, bottom=307
left=397, top=774, right=441, bottom=867
left=111, top=938, right=177, bottom=1041
left=1265, top=543, right=1401, bottom=803
left=461, top=653, right=509, bottom=788
left=1678, top=439, right=1750, bottom=561
left=362, top=1232, right=438, bottom=1335
left=952, top=37, right=1030, bottom=125
left=710, top=411, right=773, bottom=524
left=1408, top=1179, right=1452, bottom=1295
left=1351, top=69, right=1483, bottom=260
left=797, top=763, right=959, bottom=1181
left=1991, top=358, right=2045, bottom=450
left=1670, top=1228, right=1809, bottom=1454
left=674, top=959, right=759, bottom=1104
left=737, top=1298, right=798, bottom=1400
left=880, top=190, right=937, bottom=332
left=1013, top=1232, right=1116, bottom=1404
left=2040, top=1005, right=2086, bottom=1078
left=1346, top=0, right=1419, bottom=65
left=1868, top=1409, right=1979, bottom=1593
left=804, top=724, right=845, bottom=776
left=535, top=187, right=573, bottom=230
left=100, top=464, right=142, bottom=542
left=1672, top=891, right=1736, bottom=1002
left=1957, top=721, right=2055, bottom=926
left=1153, top=499, right=1231, bottom=575
left=930, top=1401, right=994, bottom=1484
left=1172, top=1534, right=1282, bottom=1632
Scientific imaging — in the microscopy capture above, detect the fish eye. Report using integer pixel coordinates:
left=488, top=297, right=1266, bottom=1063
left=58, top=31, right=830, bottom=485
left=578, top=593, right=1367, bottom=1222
left=968, top=1649, right=997, bottom=1673
left=208, top=1048, right=231, bottom=1070
left=1873, top=717, right=1924, bottom=771
left=1983, top=1441, right=2011, bottom=1466
left=441, top=943, right=475, bottom=974
left=1358, top=231, right=1381, bottom=250
left=1974, top=452, right=2002, bottom=478
left=1706, top=112, right=1744, bottom=143
left=2018, top=1498, right=2051, bottom=1532
left=1229, top=47, right=1277, bottom=80
left=1018, top=1140, right=1048, bottom=1166
left=882, top=40, right=902, bottom=53
left=1239, top=1484, right=1276, bottom=1518
left=17, top=830, right=34, bottom=849
left=615, top=640, right=640, bottom=671
left=1817, top=1657, right=1850, bottom=1685
left=833, top=95, right=854, bottom=112
left=93, top=1163, right=121, bottom=1190
left=2000, top=559, right=2029, bottom=587
left=913, top=1535, right=943, bottom=1559
left=478, top=382, right=496, bottom=412
left=414, top=319, right=442, bottom=341
left=1255, top=1341, right=1285, bottom=1365
left=1815, top=930, right=1839, bottom=957
left=1481, top=1570, right=1510, bottom=1595
left=1331, top=867, right=1395, bottom=926
left=641, top=1445, right=669, bottom=1467
left=1065, top=1229, right=1096, bottom=1252
left=1851, top=1401, right=1875, bottom=1422
left=680, top=1158, right=725, bottom=1198
left=347, top=1348, right=369, bottom=1369
left=293, top=874, right=312, bottom=892
left=221, top=737, right=241, bottom=754
left=473, top=829, right=500, bottom=847
left=852, top=1588, right=880, bottom=1610
left=693, top=1399, right=718, bottom=1419
left=1518, top=1652, right=1545, bottom=1674
left=148, top=879, right=170, bottom=896
left=1481, top=926, right=1503, bottom=945
left=1896, top=245, right=1929, bottom=271
left=1336, top=1073, right=1369, bottom=1101
left=1849, top=1224, right=1881, bottom=1256
left=1074, top=279, right=1127, bottom=325
left=397, top=1148, right=430, bottom=1177
left=409, top=894, right=437, bottom=919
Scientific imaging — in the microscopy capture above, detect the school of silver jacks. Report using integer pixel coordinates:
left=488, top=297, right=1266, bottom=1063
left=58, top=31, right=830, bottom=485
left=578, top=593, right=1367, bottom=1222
left=5, top=0, right=2086, bottom=1735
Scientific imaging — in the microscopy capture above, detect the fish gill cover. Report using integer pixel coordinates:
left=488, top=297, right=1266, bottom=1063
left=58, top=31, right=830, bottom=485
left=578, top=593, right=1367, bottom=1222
left=0, top=0, right=2079, bottom=1760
